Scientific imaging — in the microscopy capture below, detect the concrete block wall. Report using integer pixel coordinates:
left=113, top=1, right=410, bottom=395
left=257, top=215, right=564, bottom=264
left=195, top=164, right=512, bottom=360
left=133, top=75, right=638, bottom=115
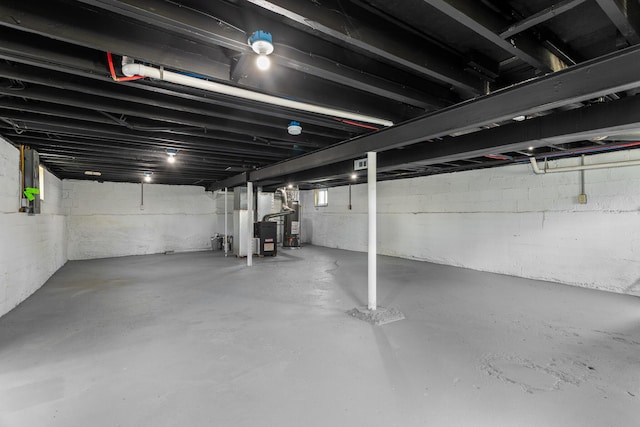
left=0, top=138, right=67, bottom=317
left=64, top=180, right=222, bottom=260
left=301, top=150, right=640, bottom=295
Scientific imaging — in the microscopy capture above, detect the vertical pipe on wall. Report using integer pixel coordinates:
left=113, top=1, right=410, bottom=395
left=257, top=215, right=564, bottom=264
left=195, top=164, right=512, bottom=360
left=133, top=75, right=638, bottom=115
left=224, top=187, right=228, bottom=257
left=19, top=145, right=25, bottom=211
left=367, top=151, right=377, bottom=311
left=581, top=155, right=586, bottom=194
left=247, top=181, right=253, bottom=267
left=19, top=145, right=24, bottom=186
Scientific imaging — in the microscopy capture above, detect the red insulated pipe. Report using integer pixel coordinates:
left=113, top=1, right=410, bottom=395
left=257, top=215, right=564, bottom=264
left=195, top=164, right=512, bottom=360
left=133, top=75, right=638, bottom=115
left=338, top=119, right=381, bottom=131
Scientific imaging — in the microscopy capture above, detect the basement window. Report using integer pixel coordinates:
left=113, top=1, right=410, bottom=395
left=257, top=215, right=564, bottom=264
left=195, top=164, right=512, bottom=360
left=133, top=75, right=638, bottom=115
left=314, top=188, right=328, bottom=207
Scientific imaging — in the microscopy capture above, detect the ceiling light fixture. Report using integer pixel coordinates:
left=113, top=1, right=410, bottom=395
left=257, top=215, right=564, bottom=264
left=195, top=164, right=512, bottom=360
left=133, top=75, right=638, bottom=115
left=249, top=30, right=274, bottom=71
left=84, top=170, right=102, bottom=176
left=513, top=115, right=526, bottom=121
left=351, top=173, right=357, bottom=180
left=143, top=171, right=152, bottom=182
left=287, top=184, right=293, bottom=189
left=256, top=55, right=271, bottom=71
left=166, top=148, right=178, bottom=163
left=287, top=121, right=302, bottom=135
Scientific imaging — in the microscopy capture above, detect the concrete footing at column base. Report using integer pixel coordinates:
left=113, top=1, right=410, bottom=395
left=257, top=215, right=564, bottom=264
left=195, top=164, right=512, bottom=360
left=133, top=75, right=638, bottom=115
left=347, top=306, right=405, bottom=325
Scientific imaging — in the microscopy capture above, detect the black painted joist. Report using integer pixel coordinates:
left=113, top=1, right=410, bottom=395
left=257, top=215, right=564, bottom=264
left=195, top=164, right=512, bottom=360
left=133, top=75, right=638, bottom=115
left=210, top=44, right=640, bottom=189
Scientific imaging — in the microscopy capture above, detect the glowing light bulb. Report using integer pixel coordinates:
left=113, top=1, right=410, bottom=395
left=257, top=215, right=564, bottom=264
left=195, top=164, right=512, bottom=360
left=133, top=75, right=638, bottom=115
left=167, top=155, right=176, bottom=164
left=256, top=55, right=271, bottom=71
left=144, top=175, right=151, bottom=182
left=351, top=174, right=357, bottom=180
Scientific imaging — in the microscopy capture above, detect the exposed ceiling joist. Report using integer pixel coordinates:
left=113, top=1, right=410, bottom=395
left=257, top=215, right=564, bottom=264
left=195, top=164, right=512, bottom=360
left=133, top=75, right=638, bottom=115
left=7, top=133, right=266, bottom=165
left=0, top=0, right=231, bottom=80
left=77, top=0, right=453, bottom=109
left=210, top=44, right=640, bottom=189
left=0, top=28, right=105, bottom=76
left=6, top=137, right=271, bottom=180
left=0, top=113, right=290, bottom=159
left=0, top=98, right=326, bottom=152
left=499, top=0, right=589, bottom=39
left=243, top=0, right=483, bottom=95
left=0, top=0, right=407, bottom=121
left=273, top=45, right=453, bottom=110
left=423, top=0, right=571, bottom=72
left=0, top=39, right=364, bottom=133
left=0, top=84, right=337, bottom=144
left=594, top=0, right=640, bottom=45
left=2, top=0, right=639, bottom=188
left=262, top=93, right=640, bottom=186
left=75, top=0, right=250, bottom=52
left=380, top=93, right=640, bottom=170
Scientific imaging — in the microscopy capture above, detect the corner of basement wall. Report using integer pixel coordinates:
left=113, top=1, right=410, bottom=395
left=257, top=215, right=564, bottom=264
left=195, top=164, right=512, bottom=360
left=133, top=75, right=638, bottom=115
left=0, top=137, right=68, bottom=318
left=301, top=150, right=640, bottom=296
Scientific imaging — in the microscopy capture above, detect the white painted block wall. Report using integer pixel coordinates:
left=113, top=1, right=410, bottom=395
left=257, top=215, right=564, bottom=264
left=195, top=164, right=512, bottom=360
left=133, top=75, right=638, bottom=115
left=64, top=180, right=226, bottom=260
left=0, top=138, right=67, bottom=317
left=212, top=189, right=234, bottom=243
left=301, top=150, right=640, bottom=295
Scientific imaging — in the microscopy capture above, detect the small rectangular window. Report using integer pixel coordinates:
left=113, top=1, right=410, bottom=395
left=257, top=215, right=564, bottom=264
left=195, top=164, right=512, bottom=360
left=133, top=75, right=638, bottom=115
left=38, top=165, right=45, bottom=201
left=314, top=188, right=328, bottom=207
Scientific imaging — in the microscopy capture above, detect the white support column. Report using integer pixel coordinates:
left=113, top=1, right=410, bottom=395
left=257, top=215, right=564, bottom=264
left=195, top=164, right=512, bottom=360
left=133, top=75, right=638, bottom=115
left=367, top=151, right=377, bottom=311
left=247, top=181, right=253, bottom=267
left=224, top=187, right=228, bottom=257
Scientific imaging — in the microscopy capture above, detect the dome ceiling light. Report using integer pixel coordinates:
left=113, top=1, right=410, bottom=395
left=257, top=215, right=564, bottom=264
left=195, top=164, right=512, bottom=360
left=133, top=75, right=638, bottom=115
left=287, top=121, right=302, bottom=135
left=249, top=30, right=274, bottom=71
left=166, top=148, right=178, bottom=163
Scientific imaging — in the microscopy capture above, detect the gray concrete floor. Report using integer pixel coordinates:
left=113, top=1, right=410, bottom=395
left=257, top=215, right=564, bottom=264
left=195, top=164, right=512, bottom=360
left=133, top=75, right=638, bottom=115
left=0, top=246, right=639, bottom=427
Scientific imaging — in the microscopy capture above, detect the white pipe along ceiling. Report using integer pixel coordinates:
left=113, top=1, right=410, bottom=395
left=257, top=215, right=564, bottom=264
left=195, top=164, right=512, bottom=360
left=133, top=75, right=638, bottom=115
left=529, top=157, right=640, bottom=174
left=122, top=60, right=394, bottom=128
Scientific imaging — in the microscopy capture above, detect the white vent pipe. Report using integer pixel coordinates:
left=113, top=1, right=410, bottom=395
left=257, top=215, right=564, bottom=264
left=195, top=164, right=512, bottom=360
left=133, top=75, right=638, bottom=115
left=530, top=157, right=640, bottom=174
left=122, top=62, right=394, bottom=127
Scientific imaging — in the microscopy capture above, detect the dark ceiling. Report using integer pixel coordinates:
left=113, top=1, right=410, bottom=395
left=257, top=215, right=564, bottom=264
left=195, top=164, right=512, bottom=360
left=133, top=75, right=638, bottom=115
left=1, top=0, right=640, bottom=190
